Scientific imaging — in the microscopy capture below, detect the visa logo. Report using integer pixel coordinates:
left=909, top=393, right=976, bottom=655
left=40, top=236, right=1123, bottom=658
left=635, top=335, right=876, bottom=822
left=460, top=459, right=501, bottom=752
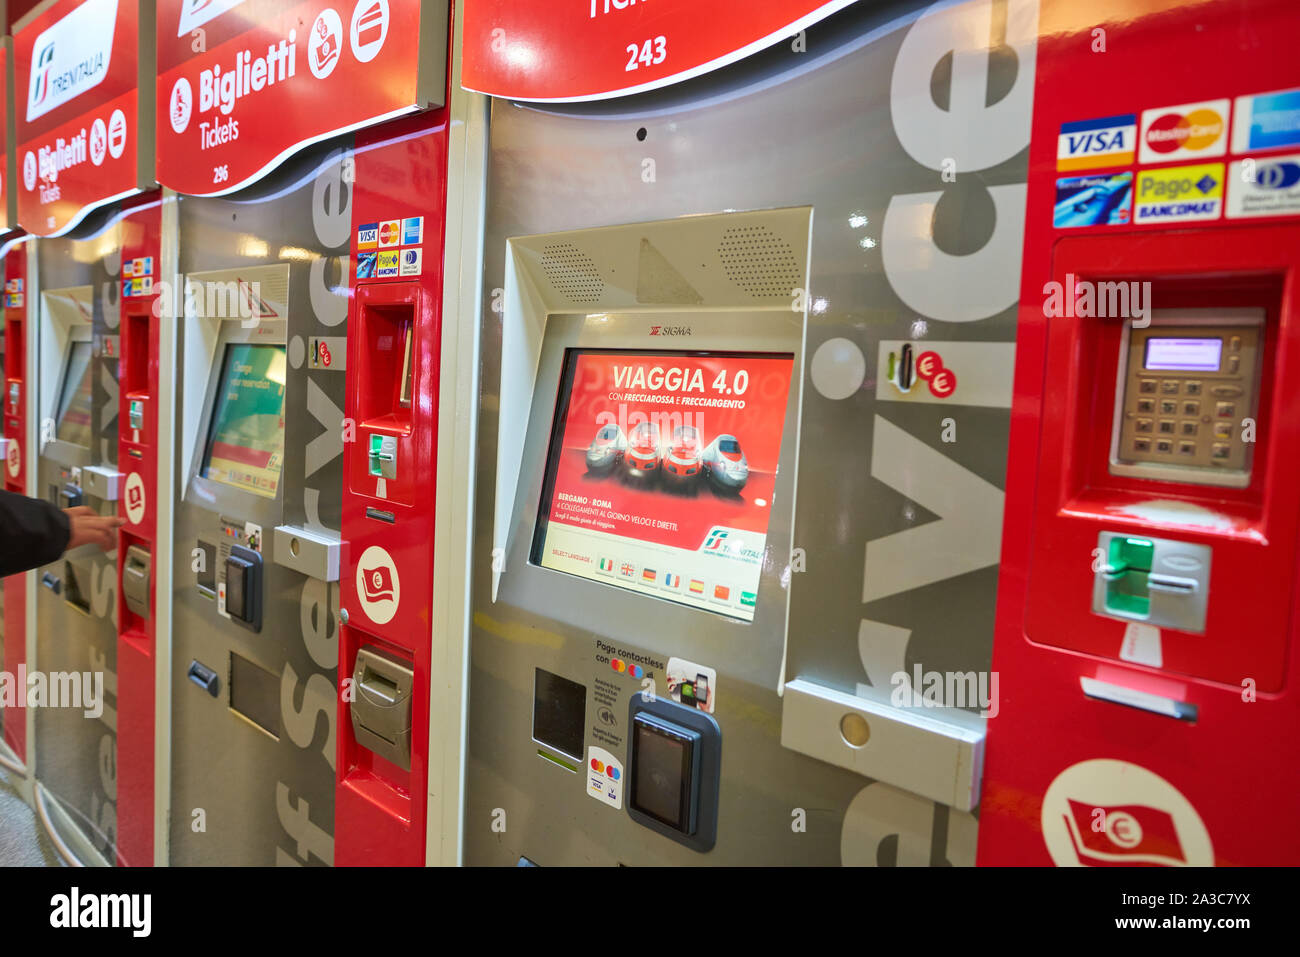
left=356, top=223, right=378, bottom=250
left=1058, top=114, right=1137, bottom=172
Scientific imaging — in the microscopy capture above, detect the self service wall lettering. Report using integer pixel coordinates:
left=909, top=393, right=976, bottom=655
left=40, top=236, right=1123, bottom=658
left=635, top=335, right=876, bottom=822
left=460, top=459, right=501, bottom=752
left=14, top=0, right=155, bottom=237
left=156, top=0, right=446, bottom=196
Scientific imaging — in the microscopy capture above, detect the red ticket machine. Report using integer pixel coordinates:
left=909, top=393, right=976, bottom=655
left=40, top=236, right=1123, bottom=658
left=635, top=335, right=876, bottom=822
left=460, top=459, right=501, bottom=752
left=2, top=242, right=28, bottom=763
left=115, top=198, right=162, bottom=866
left=980, top=0, right=1300, bottom=865
left=336, top=112, right=449, bottom=866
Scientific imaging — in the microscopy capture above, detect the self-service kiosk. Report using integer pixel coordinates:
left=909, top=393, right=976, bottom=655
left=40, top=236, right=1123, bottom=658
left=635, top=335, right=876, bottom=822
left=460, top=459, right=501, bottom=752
left=168, top=148, right=349, bottom=865
left=979, top=0, right=1300, bottom=866
left=461, top=0, right=1033, bottom=865
left=29, top=213, right=125, bottom=865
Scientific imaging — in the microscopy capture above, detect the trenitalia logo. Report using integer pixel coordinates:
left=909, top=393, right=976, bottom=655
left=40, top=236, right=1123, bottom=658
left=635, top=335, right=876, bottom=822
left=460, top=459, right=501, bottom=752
left=25, top=0, right=118, bottom=122
left=177, top=0, right=245, bottom=38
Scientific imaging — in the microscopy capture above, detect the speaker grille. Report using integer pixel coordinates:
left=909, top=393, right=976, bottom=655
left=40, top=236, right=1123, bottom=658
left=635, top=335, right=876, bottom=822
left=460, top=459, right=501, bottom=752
left=540, top=243, right=604, bottom=304
left=718, top=225, right=802, bottom=299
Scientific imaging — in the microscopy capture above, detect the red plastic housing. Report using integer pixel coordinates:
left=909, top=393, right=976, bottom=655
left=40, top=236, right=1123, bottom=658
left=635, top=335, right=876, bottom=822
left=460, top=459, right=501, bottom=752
left=115, top=194, right=162, bottom=866
left=2, top=242, right=28, bottom=762
left=336, top=110, right=449, bottom=866
left=979, top=0, right=1300, bottom=865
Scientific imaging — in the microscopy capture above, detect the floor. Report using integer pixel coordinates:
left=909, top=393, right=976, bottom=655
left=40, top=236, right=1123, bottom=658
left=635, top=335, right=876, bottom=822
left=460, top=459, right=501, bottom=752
left=0, top=766, right=62, bottom=867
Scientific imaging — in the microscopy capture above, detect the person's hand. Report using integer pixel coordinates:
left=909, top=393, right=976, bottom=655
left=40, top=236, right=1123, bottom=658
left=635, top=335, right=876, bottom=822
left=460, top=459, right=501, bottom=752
left=63, top=506, right=125, bottom=552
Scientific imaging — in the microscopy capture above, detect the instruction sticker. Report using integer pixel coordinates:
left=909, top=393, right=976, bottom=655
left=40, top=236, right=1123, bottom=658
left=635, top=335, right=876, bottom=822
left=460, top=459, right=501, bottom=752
left=1134, top=163, right=1223, bottom=224
left=666, top=657, right=716, bottom=714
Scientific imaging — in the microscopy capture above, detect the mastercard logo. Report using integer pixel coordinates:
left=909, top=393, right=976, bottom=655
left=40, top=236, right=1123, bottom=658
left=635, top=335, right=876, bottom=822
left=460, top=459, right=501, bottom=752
left=1145, top=109, right=1224, bottom=153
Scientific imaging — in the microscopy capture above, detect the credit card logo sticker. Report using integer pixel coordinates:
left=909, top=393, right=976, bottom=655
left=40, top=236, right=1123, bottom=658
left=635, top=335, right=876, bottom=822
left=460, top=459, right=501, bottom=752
left=399, top=248, right=422, bottom=276
left=401, top=216, right=423, bottom=245
left=586, top=747, right=623, bottom=809
left=1054, top=172, right=1133, bottom=227
left=375, top=251, right=399, bottom=277
left=356, top=251, right=378, bottom=278
left=1057, top=114, right=1136, bottom=171
left=378, top=220, right=401, bottom=247
left=1134, top=163, right=1223, bottom=223
left=356, top=223, right=378, bottom=249
left=1139, top=99, right=1228, bottom=164
left=1227, top=155, right=1300, bottom=219
left=1232, top=87, right=1300, bottom=153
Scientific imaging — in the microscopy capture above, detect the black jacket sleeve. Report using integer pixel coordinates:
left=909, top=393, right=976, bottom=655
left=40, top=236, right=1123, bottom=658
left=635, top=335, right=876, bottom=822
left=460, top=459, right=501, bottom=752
left=0, top=490, right=70, bottom=577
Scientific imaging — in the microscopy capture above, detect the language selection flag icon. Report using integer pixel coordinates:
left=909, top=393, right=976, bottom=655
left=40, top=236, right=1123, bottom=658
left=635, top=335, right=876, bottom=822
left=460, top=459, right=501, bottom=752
left=642, top=567, right=657, bottom=583
left=598, top=558, right=615, bottom=573
left=662, top=572, right=681, bottom=588
left=620, top=563, right=635, bottom=578
left=689, top=579, right=705, bottom=595
left=1064, top=800, right=1188, bottom=866
left=713, top=584, right=730, bottom=601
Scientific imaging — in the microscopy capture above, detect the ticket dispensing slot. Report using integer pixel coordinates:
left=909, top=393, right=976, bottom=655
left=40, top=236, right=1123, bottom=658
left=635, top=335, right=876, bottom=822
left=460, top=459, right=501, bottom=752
left=350, top=283, right=424, bottom=507
left=122, top=545, right=151, bottom=620
left=351, top=646, right=415, bottom=771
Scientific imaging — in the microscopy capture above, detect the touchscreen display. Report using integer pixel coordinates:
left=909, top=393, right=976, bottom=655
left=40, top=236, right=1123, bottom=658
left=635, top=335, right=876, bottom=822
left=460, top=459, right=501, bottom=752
left=201, top=343, right=286, bottom=498
left=54, top=341, right=94, bottom=447
left=530, top=349, right=794, bottom=623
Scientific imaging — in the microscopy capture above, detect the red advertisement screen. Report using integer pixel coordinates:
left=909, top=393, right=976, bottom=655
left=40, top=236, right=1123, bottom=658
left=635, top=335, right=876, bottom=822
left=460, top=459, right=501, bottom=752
left=531, top=349, right=794, bottom=622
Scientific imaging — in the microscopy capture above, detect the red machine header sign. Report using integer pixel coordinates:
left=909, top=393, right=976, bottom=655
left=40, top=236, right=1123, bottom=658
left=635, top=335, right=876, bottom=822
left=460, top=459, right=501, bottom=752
left=462, top=0, right=859, bottom=101
left=15, top=0, right=154, bottom=237
left=156, top=0, right=446, bottom=196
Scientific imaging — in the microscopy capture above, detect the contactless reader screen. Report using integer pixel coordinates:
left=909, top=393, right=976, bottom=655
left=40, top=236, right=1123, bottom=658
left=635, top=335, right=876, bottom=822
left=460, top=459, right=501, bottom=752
left=201, top=344, right=286, bottom=499
left=530, top=349, right=794, bottom=623
left=630, top=715, right=697, bottom=832
left=1144, top=337, right=1223, bottom=372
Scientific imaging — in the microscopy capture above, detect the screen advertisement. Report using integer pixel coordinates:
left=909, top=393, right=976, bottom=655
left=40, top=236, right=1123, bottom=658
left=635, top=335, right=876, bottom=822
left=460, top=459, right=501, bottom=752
left=201, top=343, right=286, bottom=498
left=531, top=350, right=794, bottom=623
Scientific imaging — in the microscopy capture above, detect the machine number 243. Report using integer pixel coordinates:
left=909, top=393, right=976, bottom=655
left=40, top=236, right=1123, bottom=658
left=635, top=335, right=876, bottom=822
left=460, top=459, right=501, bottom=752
left=626, top=36, right=667, bottom=71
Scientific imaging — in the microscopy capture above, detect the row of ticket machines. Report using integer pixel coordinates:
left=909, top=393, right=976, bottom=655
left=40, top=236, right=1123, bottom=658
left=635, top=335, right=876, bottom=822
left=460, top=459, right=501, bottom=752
left=1, top=0, right=1299, bottom=866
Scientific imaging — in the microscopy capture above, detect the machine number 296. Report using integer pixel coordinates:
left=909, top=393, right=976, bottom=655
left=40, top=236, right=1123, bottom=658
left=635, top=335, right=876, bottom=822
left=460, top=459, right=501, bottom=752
left=626, top=36, right=667, bottom=71
left=213, top=165, right=229, bottom=184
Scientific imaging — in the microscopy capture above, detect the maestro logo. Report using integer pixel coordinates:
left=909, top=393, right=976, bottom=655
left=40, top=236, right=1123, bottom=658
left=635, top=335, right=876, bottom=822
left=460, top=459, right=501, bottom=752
left=1139, top=99, right=1229, bottom=164
left=170, top=77, right=193, bottom=134
left=355, top=544, right=400, bottom=624
left=308, top=8, right=344, bottom=80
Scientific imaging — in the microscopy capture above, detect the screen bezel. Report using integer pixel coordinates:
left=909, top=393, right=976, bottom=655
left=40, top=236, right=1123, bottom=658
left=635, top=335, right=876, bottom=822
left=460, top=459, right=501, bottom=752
left=1142, top=336, right=1224, bottom=372
left=185, top=318, right=287, bottom=513
left=53, top=340, right=95, bottom=448
left=528, top=346, right=794, bottom=625
left=198, top=341, right=288, bottom=500
left=499, top=310, right=803, bottom=695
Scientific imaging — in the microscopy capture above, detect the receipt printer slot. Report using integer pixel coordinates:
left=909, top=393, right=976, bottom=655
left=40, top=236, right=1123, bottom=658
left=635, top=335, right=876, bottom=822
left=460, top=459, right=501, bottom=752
left=123, top=545, right=151, bottom=619
left=351, top=646, right=414, bottom=770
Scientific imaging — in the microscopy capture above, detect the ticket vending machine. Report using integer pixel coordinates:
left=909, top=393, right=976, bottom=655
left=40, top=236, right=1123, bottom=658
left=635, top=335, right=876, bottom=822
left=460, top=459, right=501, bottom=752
left=979, top=0, right=1300, bottom=865
left=1, top=241, right=30, bottom=771
left=168, top=151, right=348, bottom=865
left=459, top=0, right=1039, bottom=865
left=114, top=199, right=163, bottom=867
left=30, top=214, right=126, bottom=865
